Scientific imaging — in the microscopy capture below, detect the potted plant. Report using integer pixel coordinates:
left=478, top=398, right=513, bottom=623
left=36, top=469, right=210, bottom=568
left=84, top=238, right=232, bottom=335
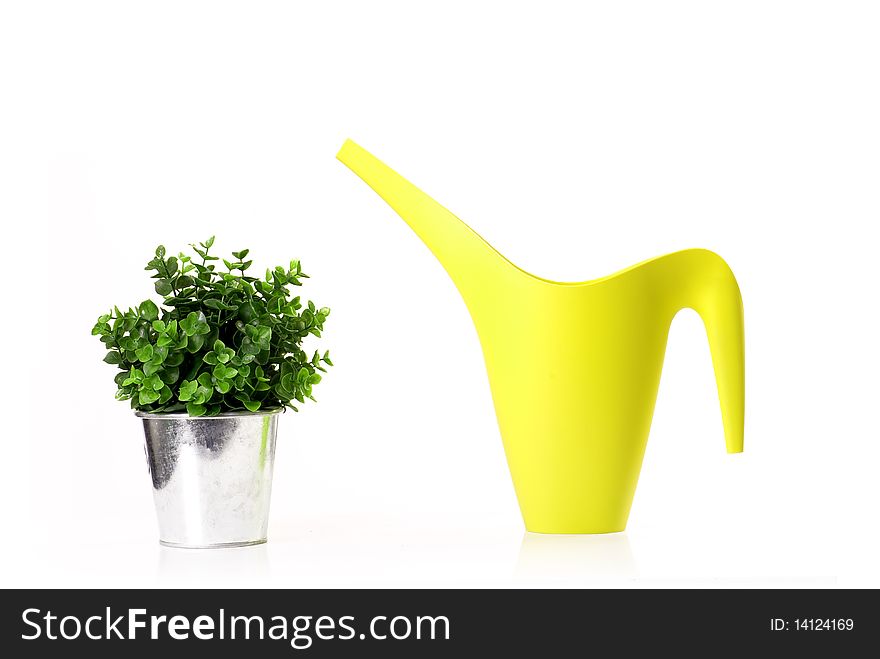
left=93, top=237, right=333, bottom=548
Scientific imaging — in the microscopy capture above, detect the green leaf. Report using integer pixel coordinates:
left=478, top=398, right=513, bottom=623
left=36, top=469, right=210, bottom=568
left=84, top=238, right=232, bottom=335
left=149, top=346, right=168, bottom=365
left=135, top=344, right=154, bottom=362
left=178, top=380, right=198, bottom=401
left=203, top=298, right=233, bottom=311
left=187, top=332, right=206, bottom=353
left=165, top=351, right=185, bottom=367
left=155, top=245, right=166, bottom=259
left=194, top=386, right=212, bottom=404
left=158, top=385, right=173, bottom=404
left=139, top=389, right=160, bottom=405
left=186, top=402, right=207, bottom=417
left=155, top=279, right=173, bottom=296
left=242, top=399, right=260, bottom=412
left=144, top=374, right=164, bottom=391
left=205, top=236, right=215, bottom=248
left=159, top=367, right=179, bottom=385
left=122, top=367, right=144, bottom=385
left=240, top=336, right=259, bottom=356
left=139, top=300, right=159, bottom=321
left=212, top=364, right=233, bottom=380
left=180, top=311, right=199, bottom=336
left=103, top=351, right=123, bottom=365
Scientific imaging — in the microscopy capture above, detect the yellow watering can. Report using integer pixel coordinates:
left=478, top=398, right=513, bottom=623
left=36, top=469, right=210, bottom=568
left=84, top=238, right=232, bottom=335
left=338, top=140, right=744, bottom=534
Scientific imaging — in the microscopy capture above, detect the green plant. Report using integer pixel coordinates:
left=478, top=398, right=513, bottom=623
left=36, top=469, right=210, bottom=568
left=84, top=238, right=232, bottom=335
left=93, top=237, right=333, bottom=416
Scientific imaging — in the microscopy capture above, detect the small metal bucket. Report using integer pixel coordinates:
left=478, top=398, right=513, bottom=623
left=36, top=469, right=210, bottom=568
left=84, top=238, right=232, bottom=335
left=136, top=410, right=280, bottom=548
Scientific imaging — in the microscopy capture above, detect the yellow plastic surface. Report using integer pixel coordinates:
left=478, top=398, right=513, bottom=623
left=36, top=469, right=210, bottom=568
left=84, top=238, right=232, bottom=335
left=338, top=139, right=745, bottom=533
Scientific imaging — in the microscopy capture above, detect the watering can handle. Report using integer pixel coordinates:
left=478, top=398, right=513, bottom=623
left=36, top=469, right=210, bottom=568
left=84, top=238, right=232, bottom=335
left=649, top=248, right=746, bottom=454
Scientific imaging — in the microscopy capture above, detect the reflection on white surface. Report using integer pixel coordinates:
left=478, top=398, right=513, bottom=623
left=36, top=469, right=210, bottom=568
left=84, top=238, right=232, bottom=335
left=0, top=524, right=861, bottom=587
left=157, top=543, right=271, bottom=587
left=515, top=532, right=637, bottom=581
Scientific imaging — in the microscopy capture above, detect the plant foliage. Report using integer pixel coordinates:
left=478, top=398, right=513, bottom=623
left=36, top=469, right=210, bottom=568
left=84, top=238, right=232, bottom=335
left=93, top=237, right=332, bottom=416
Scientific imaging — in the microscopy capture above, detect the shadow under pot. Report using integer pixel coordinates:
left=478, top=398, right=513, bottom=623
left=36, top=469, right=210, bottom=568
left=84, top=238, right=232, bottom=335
left=137, top=410, right=280, bottom=548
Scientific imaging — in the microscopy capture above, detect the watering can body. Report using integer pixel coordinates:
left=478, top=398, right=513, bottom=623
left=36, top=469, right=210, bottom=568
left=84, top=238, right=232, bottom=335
left=338, top=140, right=744, bottom=533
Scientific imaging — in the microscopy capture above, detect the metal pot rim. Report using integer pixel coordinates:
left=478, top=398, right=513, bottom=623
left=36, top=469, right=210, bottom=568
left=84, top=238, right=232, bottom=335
left=135, top=409, right=283, bottom=419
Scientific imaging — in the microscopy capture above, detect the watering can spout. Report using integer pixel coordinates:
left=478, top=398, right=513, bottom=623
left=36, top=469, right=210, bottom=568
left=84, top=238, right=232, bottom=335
left=336, top=139, right=511, bottom=315
left=337, top=139, right=745, bottom=533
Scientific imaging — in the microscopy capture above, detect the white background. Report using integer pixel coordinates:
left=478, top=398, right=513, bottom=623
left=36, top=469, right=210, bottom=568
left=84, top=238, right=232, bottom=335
left=1, top=1, right=878, bottom=588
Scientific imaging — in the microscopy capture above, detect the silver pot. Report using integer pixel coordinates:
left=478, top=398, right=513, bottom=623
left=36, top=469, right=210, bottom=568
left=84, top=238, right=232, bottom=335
left=136, top=410, right=280, bottom=548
